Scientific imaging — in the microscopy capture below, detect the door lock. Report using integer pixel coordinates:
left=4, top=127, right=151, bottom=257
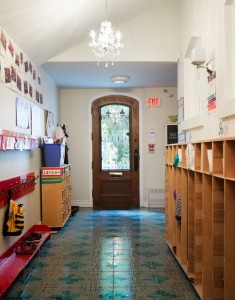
left=134, top=149, right=139, bottom=172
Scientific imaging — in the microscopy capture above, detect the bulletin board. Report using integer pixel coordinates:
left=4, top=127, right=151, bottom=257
left=166, top=124, right=178, bottom=145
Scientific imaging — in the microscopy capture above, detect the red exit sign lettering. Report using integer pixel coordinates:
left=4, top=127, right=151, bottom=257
left=146, top=98, right=160, bottom=107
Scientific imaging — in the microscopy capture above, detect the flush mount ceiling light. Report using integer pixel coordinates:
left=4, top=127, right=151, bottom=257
left=89, top=0, right=124, bottom=67
left=111, top=75, right=130, bottom=84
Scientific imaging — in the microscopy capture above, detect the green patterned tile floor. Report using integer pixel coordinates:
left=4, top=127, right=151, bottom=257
left=4, top=208, right=200, bottom=299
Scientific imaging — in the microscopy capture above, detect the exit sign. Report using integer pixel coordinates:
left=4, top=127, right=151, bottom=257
left=146, top=97, right=160, bottom=107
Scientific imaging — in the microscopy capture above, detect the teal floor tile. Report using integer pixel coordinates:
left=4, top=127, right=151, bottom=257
left=3, top=208, right=200, bottom=300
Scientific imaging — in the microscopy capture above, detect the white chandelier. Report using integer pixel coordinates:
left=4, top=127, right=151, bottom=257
left=89, top=1, right=124, bottom=67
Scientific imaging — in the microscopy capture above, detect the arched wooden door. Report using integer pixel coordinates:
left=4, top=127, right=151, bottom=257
left=92, top=95, right=139, bottom=209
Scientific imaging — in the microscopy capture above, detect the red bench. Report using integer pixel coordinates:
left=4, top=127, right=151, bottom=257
left=0, top=224, right=50, bottom=298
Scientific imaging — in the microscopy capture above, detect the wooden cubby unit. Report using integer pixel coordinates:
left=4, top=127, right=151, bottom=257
left=202, top=142, right=212, bottom=174
left=177, top=144, right=182, bottom=167
left=213, top=177, right=224, bottom=300
left=224, top=140, right=235, bottom=180
left=181, top=144, right=187, bottom=168
left=224, top=180, right=235, bottom=300
left=202, top=174, right=213, bottom=300
left=180, top=168, right=188, bottom=270
left=187, top=170, right=195, bottom=279
left=194, top=172, right=203, bottom=297
left=167, top=146, right=173, bottom=165
left=175, top=167, right=182, bottom=259
left=41, top=164, right=72, bottom=228
left=165, top=165, right=170, bottom=242
left=194, top=143, right=202, bottom=171
left=165, top=137, right=235, bottom=300
left=172, top=145, right=178, bottom=162
left=213, top=141, right=224, bottom=177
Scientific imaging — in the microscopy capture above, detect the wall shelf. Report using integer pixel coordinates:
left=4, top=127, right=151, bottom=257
left=218, top=98, right=235, bottom=119
left=178, top=114, right=204, bottom=131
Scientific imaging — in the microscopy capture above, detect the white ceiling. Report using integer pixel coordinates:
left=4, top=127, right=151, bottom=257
left=42, top=61, right=177, bottom=89
left=0, top=0, right=178, bottom=89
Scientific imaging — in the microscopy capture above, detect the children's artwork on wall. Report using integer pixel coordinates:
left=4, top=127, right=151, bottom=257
left=17, top=74, right=22, bottom=92
left=29, top=61, right=32, bottom=74
left=0, top=26, right=44, bottom=107
left=20, top=52, right=23, bottom=64
left=4, top=65, right=11, bottom=84
left=24, top=60, right=29, bottom=73
left=218, top=121, right=228, bottom=137
left=33, top=69, right=36, bottom=81
left=24, top=80, right=28, bottom=95
left=11, top=65, right=16, bottom=83
left=7, top=39, right=14, bottom=60
left=15, top=52, right=20, bottom=67
left=0, top=56, right=4, bottom=82
left=16, top=97, right=30, bottom=130
left=31, top=84, right=36, bottom=101
left=178, top=132, right=186, bottom=143
left=178, top=97, right=184, bottom=123
left=40, top=93, right=43, bottom=104
left=31, top=103, right=44, bottom=139
left=0, top=28, right=7, bottom=56
left=207, top=78, right=216, bottom=117
left=44, top=110, right=55, bottom=137
left=36, top=89, right=40, bottom=103
left=29, top=83, right=33, bottom=99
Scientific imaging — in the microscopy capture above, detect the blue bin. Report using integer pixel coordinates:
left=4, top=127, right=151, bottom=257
left=43, top=144, right=65, bottom=167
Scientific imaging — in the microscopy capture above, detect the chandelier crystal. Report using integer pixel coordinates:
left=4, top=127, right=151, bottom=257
left=89, top=19, right=124, bottom=67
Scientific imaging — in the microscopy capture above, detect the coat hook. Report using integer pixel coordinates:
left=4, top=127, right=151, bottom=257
left=1, top=188, right=5, bottom=200
left=14, top=181, right=19, bottom=193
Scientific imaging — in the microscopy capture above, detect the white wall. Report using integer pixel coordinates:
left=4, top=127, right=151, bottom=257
left=0, top=68, right=59, bottom=256
left=178, top=0, right=235, bottom=141
left=60, top=87, right=177, bottom=208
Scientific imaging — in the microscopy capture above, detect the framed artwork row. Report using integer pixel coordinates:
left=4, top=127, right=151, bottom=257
left=0, top=27, right=43, bottom=106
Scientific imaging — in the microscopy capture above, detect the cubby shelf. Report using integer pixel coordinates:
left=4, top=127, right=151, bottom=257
left=41, top=164, right=72, bottom=228
left=165, top=137, right=235, bottom=300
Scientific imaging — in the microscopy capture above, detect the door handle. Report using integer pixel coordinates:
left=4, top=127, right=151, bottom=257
left=134, top=149, right=139, bottom=172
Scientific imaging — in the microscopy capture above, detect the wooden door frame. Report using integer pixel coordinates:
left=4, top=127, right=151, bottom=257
left=88, top=93, right=143, bottom=208
left=92, top=95, right=139, bottom=209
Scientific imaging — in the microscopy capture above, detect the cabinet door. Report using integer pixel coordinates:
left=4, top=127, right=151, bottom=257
left=42, top=183, right=63, bottom=227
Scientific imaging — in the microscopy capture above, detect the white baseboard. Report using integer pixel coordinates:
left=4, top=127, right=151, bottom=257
left=71, top=200, right=164, bottom=208
left=71, top=200, right=92, bottom=207
left=149, top=204, right=165, bottom=208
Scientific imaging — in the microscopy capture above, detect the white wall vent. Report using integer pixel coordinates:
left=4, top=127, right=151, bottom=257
left=148, top=188, right=165, bottom=208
